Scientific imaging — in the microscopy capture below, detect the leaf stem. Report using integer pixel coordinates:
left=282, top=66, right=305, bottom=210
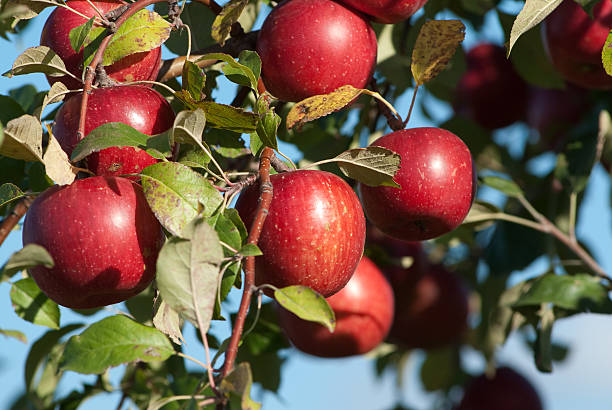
left=569, top=191, right=577, bottom=244
left=403, top=84, right=419, bottom=128
left=176, top=352, right=209, bottom=369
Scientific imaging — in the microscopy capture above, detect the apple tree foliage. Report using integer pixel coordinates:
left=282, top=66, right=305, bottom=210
left=0, top=0, right=611, bottom=409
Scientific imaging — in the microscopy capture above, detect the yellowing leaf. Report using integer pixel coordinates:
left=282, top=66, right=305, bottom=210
left=211, top=0, right=248, bottom=46
left=1, top=114, right=43, bottom=162
left=43, top=132, right=77, bottom=186
left=411, top=20, right=465, bottom=86
left=508, top=0, right=564, bottom=55
left=602, top=31, right=612, bottom=77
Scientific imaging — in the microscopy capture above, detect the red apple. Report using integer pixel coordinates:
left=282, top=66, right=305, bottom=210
left=387, top=264, right=469, bottom=349
left=542, top=0, right=612, bottom=89
left=235, top=170, right=366, bottom=297
left=454, top=43, right=529, bottom=129
left=22, top=176, right=164, bottom=309
left=53, top=85, right=175, bottom=178
left=278, top=256, right=394, bottom=357
left=256, top=0, right=378, bottom=102
left=359, top=128, right=476, bottom=242
left=336, top=0, right=428, bottom=23
left=457, top=367, right=543, bottom=410
left=40, top=0, right=162, bottom=90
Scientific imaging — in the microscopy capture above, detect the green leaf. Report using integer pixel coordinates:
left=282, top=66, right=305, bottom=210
left=420, top=347, right=461, bottom=392
left=156, top=218, right=224, bottom=331
left=10, top=278, right=60, bottom=330
left=255, top=110, right=280, bottom=150
left=152, top=294, right=184, bottom=345
left=554, top=128, right=599, bottom=193
left=481, top=175, right=523, bottom=197
left=238, top=50, right=261, bottom=84
left=172, top=109, right=207, bottom=146
left=34, top=81, right=69, bottom=120
left=1, top=114, right=43, bottom=162
left=219, top=362, right=261, bottom=410
left=68, top=17, right=95, bottom=53
left=25, top=324, right=84, bottom=392
left=0, top=182, right=24, bottom=208
left=154, top=2, right=215, bottom=56
left=71, top=122, right=150, bottom=162
left=182, top=61, right=206, bottom=102
left=3, top=46, right=79, bottom=80
left=196, top=52, right=258, bottom=91
left=211, top=0, right=248, bottom=46
left=0, top=329, right=27, bottom=343
left=513, top=273, right=612, bottom=313
left=1, top=244, right=54, bottom=282
left=333, top=146, right=401, bottom=187
left=508, top=0, right=564, bottom=55
left=461, top=200, right=504, bottom=231
left=534, top=304, right=554, bottom=373
left=238, top=244, right=262, bottom=257
left=0, top=94, right=26, bottom=126
left=205, top=128, right=247, bottom=159
left=141, top=162, right=223, bottom=236
left=60, top=315, right=174, bottom=374
left=274, top=286, right=336, bottom=332
left=411, top=20, right=465, bottom=85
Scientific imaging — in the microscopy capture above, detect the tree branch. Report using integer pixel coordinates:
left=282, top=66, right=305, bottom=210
left=0, top=197, right=33, bottom=247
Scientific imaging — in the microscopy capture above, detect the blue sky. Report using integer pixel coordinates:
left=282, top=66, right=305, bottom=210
left=1, top=3, right=612, bottom=410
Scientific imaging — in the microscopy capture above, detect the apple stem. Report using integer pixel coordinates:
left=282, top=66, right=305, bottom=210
left=220, top=146, right=275, bottom=378
left=0, top=196, right=33, bottom=247
left=403, top=84, right=419, bottom=128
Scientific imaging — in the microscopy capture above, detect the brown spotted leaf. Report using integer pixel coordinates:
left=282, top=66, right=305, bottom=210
left=411, top=20, right=466, bottom=86
left=286, top=85, right=400, bottom=130
left=211, top=0, right=248, bottom=46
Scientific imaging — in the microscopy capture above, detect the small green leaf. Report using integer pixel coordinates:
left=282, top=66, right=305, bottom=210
left=172, top=109, right=207, bottom=146
left=219, top=362, right=261, bottom=410
left=513, top=273, right=612, bottom=313
left=152, top=295, right=184, bottom=345
left=71, top=122, right=150, bottom=162
left=34, top=81, right=69, bottom=120
left=211, top=0, right=248, bottom=46
left=334, top=146, right=401, bottom=187
left=0, top=182, right=24, bottom=208
left=10, top=278, right=60, bottom=330
left=508, top=0, right=564, bottom=55
left=238, top=50, right=261, bottom=83
left=238, top=244, right=262, bottom=257
left=154, top=2, right=215, bottom=56
left=68, top=17, right=95, bottom=53
left=554, top=128, right=599, bottom=193
left=3, top=46, right=79, bottom=80
left=420, top=347, right=460, bottom=392
left=1, top=244, right=54, bottom=281
left=274, top=286, right=336, bottom=332
left=1, top=114, right=43, bottom=162
left=60, top=315, right=174, bottom=374
left=461, top=200, right=504, bottom=230
left=256, top=110, right=280, bottom=150
left=195, top=52, right=258, bottom=91
left=0, top=329, right=27, bottom=343
left=534, top=304, right=554, bottom=373
left=481, top=175, right=523, bottom=197
left=140, top=162, right=223, bottom=236
left=182, top=61, right=205, bottom=102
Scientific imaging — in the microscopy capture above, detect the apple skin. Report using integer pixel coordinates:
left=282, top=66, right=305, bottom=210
left=22, top=176, right=164, bottom=309
left=387, top=264, right=469, bottom=349
left=256, top=0, right=378, bottom=102
left=359, top=128, right=476, bottom=242
left=53, top=85, right=175, bottom=178
left=542, top=0, right=612, bottom=89
left=40, top=0, right=162, bottom=90
left=235, top=170, right=366, bottom=297
left=336, top=0, right=428, bottom=23
left=278, top=256, right=394, bottom=357
left=454, top=43, right=528, bottom=129
left=457, top=367, right=543, bottom=410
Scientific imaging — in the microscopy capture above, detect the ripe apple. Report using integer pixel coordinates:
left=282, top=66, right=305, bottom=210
left=256, top=0, right=378, bottom=102
left=359, top=127, right=476, bottom=242
left=278, top=256, right=394, bottom=357
left=454, top=43, right=529, bottom=129
left=542, top=0, right=612, bottom=89
left=53, top=85, right=175, bottom=178
left=235, top=169, right=366, bottom=297
left=40, top=0, right=162, bottom=90
left=336, top=0, right=428, bottom=23
left=526, top=84, right=589, bottom=149
left=22, top=176, right=164, bottom=309
left=387, top=263, right=469, bottom=349
left=457, top=366, right=543, bottom=410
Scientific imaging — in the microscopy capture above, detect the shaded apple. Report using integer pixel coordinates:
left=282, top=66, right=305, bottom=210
left=542, top=0, right=612, bottom=89
left=387, top=264, right=469, bottom=349
left=257, top=0, right=377, bottom=102
left=22, top=176, right=164, bottom=309
left=235, top=170, right=366, bottom=297
left=53, top=85, right=175, bottom=178
left=454, top=43, right=529, bottom=129
left=457, top=366, right=543, bottom=410
left=278, top=256, right=394, bottom=357
left=40, top=0, right=162, bottom=90
left=360, top=127, right=476, bottom=242
left=336, top=0, right=428, bottom=24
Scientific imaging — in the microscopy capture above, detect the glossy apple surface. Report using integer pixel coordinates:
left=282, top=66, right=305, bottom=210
left=543, top=0, right=612, bottom=89
left=457, top=367, right=543, bottom=410
left=387, top=264, right=469, bottom=349
left=53, top=85, right=175, bottom=177
left=337, top=0, right=428, bottom=23
left=40, top=0, right=162, bottom=90
left=360, top=128, right=476, bottom=241
left=235, top=170, right=366, bottom=297
left=278, top=256, right=394, bottom=357
left=454, top=43, right=528, bottom=129
left=22, top=176, right=164, bottom=309
left=257, top=0, right=377, bottom=102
